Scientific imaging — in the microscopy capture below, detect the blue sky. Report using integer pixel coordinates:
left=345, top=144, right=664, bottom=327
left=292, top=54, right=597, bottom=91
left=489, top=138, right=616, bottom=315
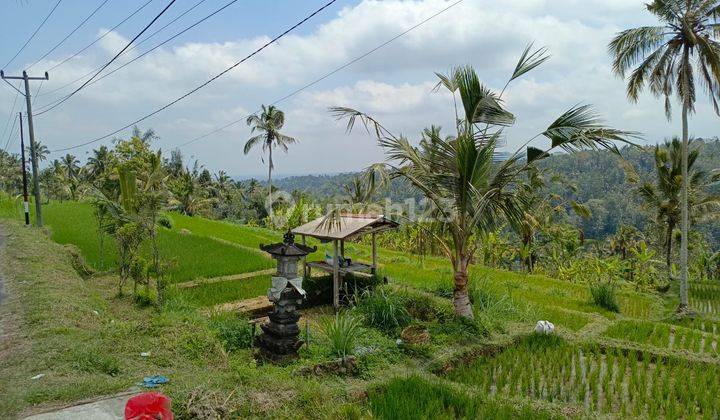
left=1, top=0, right=717, bottom=178
left=1, top=1, right=345, bottom=59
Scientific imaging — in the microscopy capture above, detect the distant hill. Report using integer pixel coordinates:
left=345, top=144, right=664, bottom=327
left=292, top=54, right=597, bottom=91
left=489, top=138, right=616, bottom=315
left=274, top=139, right=720, bottom=243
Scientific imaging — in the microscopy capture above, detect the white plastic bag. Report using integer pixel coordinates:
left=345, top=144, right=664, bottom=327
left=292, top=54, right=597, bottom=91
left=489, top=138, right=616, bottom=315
left=534, top=320, right=555, bottom=334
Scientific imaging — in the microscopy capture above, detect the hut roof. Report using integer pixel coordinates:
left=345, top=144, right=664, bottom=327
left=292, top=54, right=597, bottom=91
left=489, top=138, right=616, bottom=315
left=292, top=214, right=398, bottom=241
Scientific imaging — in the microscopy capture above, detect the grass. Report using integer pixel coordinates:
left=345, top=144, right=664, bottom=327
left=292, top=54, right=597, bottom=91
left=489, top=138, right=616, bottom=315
left=589, top=281, right=620, bottom=312
left=3, top=195, right=719, bottom=418
left=447, top=334, right=720, bottom=417
left=1, top=200, right=274, bottom=283
left=603, top=320, right=718, bottom=356
left=0, top=219, right=400, bottom=418
left=368, top=375, right=562, bottom=419
left=175, top=275, right=271, bottom=307
left=322, top=312, right=362, bottom=358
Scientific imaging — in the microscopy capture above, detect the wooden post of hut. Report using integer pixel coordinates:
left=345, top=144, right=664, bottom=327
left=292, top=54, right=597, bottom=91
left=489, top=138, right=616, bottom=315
left=333, top=239, right=340, bottom=309
left=371, top=232, right=377, bottom=274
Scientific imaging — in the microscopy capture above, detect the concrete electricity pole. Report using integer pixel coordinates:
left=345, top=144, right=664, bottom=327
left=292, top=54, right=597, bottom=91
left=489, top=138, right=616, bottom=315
left=19, top=112, right=30, bottom=226
left=1, top=70, right=49, bottom=227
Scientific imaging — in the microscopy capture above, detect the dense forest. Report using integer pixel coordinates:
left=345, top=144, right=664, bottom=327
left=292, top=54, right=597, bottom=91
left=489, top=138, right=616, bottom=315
left=275, top=138, right=720, bottom=245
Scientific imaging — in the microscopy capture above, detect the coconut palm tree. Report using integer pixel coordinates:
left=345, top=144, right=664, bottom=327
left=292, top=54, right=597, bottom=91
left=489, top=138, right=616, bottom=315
left=331, top=46, right=635, bottom=318
left=636, top=138, right=720, bottom=272
left=61, top=154, right=80, bottom=180
left=609, top=0, right=720, bottom=311
left=87, top=146, right=115, bottom=181
left=131, top=126, right=158, bottom=145
left=31, top=141, right=49, bottom=163
left=244, top=105, right=297, bottom=196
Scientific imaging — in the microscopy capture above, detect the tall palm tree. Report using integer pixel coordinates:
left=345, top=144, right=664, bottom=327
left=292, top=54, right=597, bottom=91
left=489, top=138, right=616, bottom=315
left=87, top=146, right=114, bottom=181
left=28, top=141, right=49, bottom=163
left=609, top=0, right=720, bottom=311
left=636, top=138, right=720, bottom=271
left=61, top=154, right=80, bottom=179
left=332, top=46, right=634, bottom=318
left=244, top=105, right=297, bottom=195
left=131, top=126, right=158, bottom=144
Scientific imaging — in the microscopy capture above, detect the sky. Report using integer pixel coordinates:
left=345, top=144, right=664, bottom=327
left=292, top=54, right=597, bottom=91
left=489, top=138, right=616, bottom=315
left=0, top=0, right=718, bottom=179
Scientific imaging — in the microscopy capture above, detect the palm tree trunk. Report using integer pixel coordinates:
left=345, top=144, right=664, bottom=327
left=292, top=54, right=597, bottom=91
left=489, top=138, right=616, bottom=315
left=268, top=142, right=273, bottom=197
left=678, top=101, right=690, bottom=311
left=666, top=224, right=673, bottom=272
left=453, top=257, right=474, bottom=319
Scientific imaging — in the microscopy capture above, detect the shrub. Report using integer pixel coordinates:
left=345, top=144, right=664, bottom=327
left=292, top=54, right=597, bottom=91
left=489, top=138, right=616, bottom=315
left=344, top=272, right=383, bottom=301
left=209, top=312, right=254, bottom=352
left=302, top=275, right=334, bottom=307
left=323, top=312, right=361, bottom=358
left=357, top=287, right=411, bottom=334
left=589, top=281, right=620, bottom=312
left=157, top=214, right=173, bottom=229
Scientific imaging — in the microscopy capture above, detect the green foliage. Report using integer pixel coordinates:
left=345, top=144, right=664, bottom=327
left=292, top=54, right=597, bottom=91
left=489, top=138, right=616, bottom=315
left=449, top=337, right=720, bottom=417
left=368, top=375, right=557, bottom=419
left=589, top=281, right=620, bottom=312
left=156, top=214, right=173, bottom=229
left=356, top=287, right=411, bottom=334
left=322, top=312, right=362, bottom=359
left=209, top=312, right=254, bottom=352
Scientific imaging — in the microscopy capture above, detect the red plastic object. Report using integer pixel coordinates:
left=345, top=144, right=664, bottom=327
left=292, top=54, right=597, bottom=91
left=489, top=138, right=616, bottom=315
left=125, top=392, right=173, bottom=420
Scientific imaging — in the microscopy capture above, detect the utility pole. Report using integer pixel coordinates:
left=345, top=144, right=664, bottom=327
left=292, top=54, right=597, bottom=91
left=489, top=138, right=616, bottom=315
left=1, top=70, right=49, bottom=227
left=19, top=112, right=30, bottom=226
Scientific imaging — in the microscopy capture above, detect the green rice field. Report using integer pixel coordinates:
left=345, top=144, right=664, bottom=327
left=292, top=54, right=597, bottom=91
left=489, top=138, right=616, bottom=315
left=447, top=334, right=720, bottom=418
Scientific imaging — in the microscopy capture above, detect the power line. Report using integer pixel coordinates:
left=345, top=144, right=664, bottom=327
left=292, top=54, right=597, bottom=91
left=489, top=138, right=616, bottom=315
left=10, top=80, right=46, bottom=153
left=1, top=86, right=22, bottom=147
left=2, top=0, right=63, bottom=70
left=176, top=0, right=465, bottom=149
left=35, top=0, right=178, bottom=116
left=44, top=0, right=155, bottom=73
left=131, top=0, right=209, bottom=54
left=36, top=0, right=215, bottom=107
left=27, top=0, right=111, bottom=71
left=50, top=0, right=339, bottom=153
left=2, top=110, right=19, bottom=152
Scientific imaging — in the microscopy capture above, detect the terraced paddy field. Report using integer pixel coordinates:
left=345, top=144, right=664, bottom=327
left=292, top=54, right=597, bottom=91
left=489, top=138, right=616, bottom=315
left=2, top=199, right=720, bottom=418
left=446, top=335, right=720, bottom=418
left=0, top=200, right=274, bottom=283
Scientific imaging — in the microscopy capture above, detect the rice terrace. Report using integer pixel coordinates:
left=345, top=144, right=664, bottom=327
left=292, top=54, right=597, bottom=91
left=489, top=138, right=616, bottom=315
left=1, top=0, right=719, bottom=419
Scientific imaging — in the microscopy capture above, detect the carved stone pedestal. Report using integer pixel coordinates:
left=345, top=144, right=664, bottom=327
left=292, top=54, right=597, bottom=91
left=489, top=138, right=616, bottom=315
left=254, top=286, right=304, bottom=362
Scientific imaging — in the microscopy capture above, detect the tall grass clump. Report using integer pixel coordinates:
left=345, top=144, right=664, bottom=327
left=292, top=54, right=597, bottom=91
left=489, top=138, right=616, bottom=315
left=323, top=311, right=361, bottom=359
left=589, top=281, right=620, bottom=312
left=469, top=276, right=528, bottom=330
left=209, top=312, right=254, bottom=352
left=356, top=287, right=411, bottom=334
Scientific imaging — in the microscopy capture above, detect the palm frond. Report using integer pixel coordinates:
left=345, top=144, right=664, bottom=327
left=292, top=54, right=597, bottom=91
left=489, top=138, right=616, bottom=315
left=510, top=43, right=550, bottom=82
left=243, top=134, right=265, bottom=155
left=609, top=26, right=667, bottom=77
left=454, top=66, right=515, bottom=126
left=542, top=104, right=639, bottom=153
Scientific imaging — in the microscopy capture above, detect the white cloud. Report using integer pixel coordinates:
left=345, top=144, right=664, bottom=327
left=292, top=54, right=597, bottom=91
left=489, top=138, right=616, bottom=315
left=3, top=0, right=716, bottom=177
